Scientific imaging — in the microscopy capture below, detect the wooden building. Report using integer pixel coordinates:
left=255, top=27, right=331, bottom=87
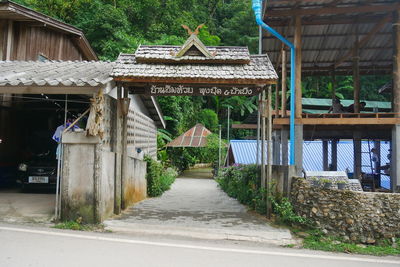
left=0, top=0, right=97, bottom=61
left=258, top=0, right=399, bottom=191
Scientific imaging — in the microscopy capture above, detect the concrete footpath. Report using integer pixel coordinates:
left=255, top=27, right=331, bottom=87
left=105, top=169, right=295, bottom=245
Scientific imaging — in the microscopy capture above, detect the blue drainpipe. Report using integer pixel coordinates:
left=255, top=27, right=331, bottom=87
left=252, top=0, right=296, bottom=165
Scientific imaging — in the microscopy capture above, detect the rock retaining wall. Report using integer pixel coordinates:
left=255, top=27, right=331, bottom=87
left=291, top=177, right=400, bottom=243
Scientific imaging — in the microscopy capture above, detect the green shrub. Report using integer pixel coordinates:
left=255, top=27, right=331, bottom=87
left=144, top=156, right=178, bottom=197
left=217, top=164, right=309, bottom=226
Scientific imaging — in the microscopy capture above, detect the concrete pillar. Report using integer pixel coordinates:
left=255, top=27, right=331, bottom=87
left=121, top=87, right=129, bottom=210
left=353, top=132, right=362, bottom=180
left=331, top=139, right=338, bottom=171
left=114, top=85, right=122, bottom=214
left=295, top=124, right=303, bottom=176
left=281, top=129, right=289, bottom=166
left=323, top=140, right=329, bottom=171
left=273, top=130, right=281, bottom=165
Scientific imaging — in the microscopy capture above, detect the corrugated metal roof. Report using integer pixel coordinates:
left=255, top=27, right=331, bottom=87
left=166, top=123, right=212, bottom=147
left=302, top=98, right=391, bottom=110
left=228, top=140, right=391, bottom=188
left=262, top=0, right=396, bottom=75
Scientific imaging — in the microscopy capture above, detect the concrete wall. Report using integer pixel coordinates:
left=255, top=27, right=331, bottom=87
left=61, top=131, right=148, bottom=223
left=291, top=177, right=400, bottom=243
left=99, top=151, right=115, bottom=222
left=271, top=165, right=296, bottom=197
left=61, top=132, right=100, bottom=223
left=123, top=156, right=147, bottom=208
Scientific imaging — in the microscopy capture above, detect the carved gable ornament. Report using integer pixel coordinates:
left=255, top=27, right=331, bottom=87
left=173, top=24, right=215, bottom=59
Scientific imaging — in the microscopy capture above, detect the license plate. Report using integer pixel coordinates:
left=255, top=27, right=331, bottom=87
left=28, top=176, right=49, bottom=184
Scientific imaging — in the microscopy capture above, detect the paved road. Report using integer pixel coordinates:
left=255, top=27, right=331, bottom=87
left=0, top=224, right=398, bottom=267
left=105, top=172, right=293, bottom=245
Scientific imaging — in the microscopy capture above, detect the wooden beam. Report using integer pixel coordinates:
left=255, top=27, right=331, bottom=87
left=295, top=16, right=302, bottom=119
left=232, top=124, right=258, bottom=129
left=274, top=117, right=400, bottom=125
left=266, top=15, right=393, bottom=26
left=334, top=16, right=391, bottom=68
left=267, top=3, right=399, bottom=17
left=394, top=10, right=400, bottom=114
left=114, top=77, right=276, bottom=85
left=263, top=32, right=392, bottom=40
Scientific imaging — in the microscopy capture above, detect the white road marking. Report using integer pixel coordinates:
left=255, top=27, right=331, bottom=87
left=0, top=226, right=399, bottom=265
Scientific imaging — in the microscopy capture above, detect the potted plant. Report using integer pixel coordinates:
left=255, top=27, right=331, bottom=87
left=321, top=179, right=332, bottom=189
left=336, top=180, right=348, bottom=190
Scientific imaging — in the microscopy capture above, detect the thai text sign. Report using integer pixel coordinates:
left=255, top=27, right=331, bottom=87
left=130, top=84, right=262, bottom=96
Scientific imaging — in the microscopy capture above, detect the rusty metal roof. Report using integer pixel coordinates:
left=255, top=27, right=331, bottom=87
left=262, top=0, right=397, bottom=76
left=166, top=123, right=212, bottom=147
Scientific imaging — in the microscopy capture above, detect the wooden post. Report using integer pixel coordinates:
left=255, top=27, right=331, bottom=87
left=394, top=10, right=400, bottom=115
left=275, top=82, right=279, bottom=117
left=6, top=20, right=13, bottom=60
left=267, top=85, right=272, bottom=218
left=281, top=48, right=287, bottom=118
left=353, top=132, right=362, bottom=180
left=392, top=9, right=400, bottom=191
left=295, top=16, right=302, bottom=119
left=294, top=15, right=304, bottom=175
left=323, top=140, right=329, bottom=171
left=331, top=139, right=338, bottom=171
left=353, top=25, right=361, bottom=113
left=331, top=68, right=336, bottom=101
left=261, top=90, right=266, bottom=190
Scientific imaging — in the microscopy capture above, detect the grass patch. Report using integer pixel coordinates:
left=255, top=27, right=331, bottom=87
left=53, top=218, right=108, bottom=232
left=302, top=230, right=400, bottom=256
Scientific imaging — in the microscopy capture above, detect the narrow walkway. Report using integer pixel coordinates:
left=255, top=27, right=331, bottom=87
left=105, top=169, right=294, bottom=245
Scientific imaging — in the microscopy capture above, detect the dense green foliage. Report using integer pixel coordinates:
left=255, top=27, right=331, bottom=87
left=216, top=164, right=309, bottom=226
left=15, top=0, right=258, bottom=60
left=144, top=156, right=178, bottom=197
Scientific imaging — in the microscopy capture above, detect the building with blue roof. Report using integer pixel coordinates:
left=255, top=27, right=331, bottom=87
left=226, top=140, right=391, bottom=189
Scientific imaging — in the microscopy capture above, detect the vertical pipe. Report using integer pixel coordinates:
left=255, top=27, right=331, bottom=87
left=252, top=0, right=296, bottom=166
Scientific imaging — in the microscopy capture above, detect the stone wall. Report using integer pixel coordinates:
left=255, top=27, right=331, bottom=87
left=291, top=177, right=400, bottom=243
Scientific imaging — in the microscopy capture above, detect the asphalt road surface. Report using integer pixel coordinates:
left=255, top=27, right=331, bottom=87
left=0, top=223, right=398, bottom=267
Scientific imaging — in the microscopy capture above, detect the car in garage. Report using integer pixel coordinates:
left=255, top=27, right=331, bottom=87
left=16, top=150, right=58, bottom=191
